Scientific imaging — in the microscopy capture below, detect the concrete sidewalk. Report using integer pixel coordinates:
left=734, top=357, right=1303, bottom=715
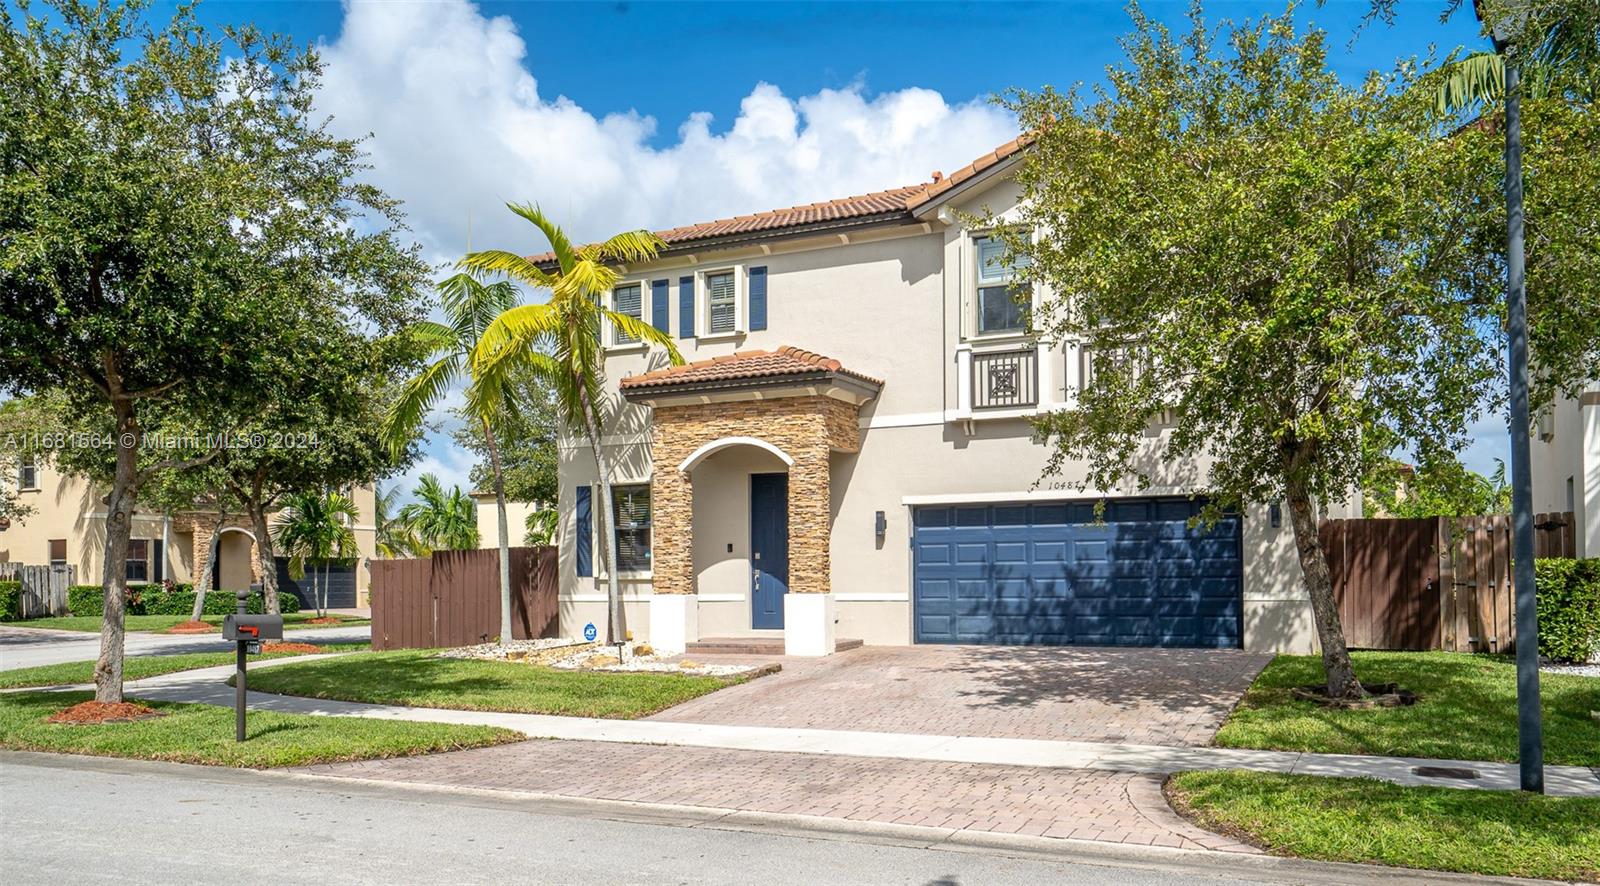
left=49, top=663, right=1600, bottom=798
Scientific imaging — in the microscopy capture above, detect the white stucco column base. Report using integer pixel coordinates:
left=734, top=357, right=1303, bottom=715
left=649, top=594, right=698, bottom=655
left=783, top=593, right=836, bottom=656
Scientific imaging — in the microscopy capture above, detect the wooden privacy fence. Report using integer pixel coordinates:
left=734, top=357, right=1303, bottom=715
left=0, top=562, right=74, bottom=618
left=1320, top=511, right=1576, bottom=652
left=370, top=546, right=557, bottom=651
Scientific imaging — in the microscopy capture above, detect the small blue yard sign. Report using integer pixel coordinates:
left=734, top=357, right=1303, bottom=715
left=583, top=622, right=597, bottom=642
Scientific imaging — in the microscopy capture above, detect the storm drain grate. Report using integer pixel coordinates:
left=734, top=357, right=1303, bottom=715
left=1412, top=766, right=1480, bottom=779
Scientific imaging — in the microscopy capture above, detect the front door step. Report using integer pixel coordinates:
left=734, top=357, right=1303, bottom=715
left=686, top=637, right=863, bottom=655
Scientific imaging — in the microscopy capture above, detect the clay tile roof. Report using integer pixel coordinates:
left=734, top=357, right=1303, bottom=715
left=905, top=133, right=1035, bottom=210
left=618, top=346, right=882, bottom=391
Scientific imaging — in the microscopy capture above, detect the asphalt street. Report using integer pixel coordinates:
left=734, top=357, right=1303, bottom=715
left=0, top=753, right=1505, bottom=886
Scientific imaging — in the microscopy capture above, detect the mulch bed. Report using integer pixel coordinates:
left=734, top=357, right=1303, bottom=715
left=259, top=642, right=323, bottom=655
left=46, top=700, right=166, bottom=725
left=1290, top=682, right=1418, bottom=709
left=302, top=616, right=344, bottom=625
left=165, top=620, right=217, bottom=634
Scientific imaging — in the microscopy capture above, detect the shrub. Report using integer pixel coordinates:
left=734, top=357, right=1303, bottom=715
left=142, top=587, right=301, bottom=616
left=1535, top=558, right=1600, bottom=663
left=0, top=581, right=21, bottom=621
left=66, top=583, right=150, bottom=617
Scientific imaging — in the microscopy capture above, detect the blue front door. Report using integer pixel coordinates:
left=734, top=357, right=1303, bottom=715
left=750, top=472, right=789, bottom=629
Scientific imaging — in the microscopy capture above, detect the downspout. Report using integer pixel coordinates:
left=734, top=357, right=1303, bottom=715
left=161, top=513, right=171, bottom=585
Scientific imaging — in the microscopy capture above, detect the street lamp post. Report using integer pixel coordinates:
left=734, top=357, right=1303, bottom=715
left=1484, top=0, right=1544, bottom=795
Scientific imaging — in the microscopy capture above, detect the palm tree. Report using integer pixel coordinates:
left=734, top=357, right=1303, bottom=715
left=1435, top=1, right=1599, bottom=112
left=462, top=205, right=683, bottom=644
left=273, top=490, right=359, bottom=618
left=398, top=473, right=479, bottom=552
left=524, top=508, right=557, bottom=546
left=373, top=484, right=423, bottom=559
left=384, top=273, right=520, bottom=640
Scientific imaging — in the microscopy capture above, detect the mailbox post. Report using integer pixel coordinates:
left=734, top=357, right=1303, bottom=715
left=222, top=590, right=283, bottom=741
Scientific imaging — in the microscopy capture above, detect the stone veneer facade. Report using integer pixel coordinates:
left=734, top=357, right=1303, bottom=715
left=180, top=514, right=262, bottom=586
left=648, top=394, right=862, bottom=598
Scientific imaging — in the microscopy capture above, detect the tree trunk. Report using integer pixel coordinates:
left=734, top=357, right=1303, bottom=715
left=482, top=417, right=514, bottom=644
left=190, top=504, right=225, bottom=622
left=249, top=500, right=281, bottom=615
left=1285, top=479, right=1364, bottom=699
left=577, top=382, right=623, bottom=645
left=94, top=396, right=138, bottom=704
left=321, top=560, right=330, bottom=618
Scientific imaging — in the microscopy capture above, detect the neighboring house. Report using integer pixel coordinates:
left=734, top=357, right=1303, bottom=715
left=556, top=137, right=1354, bottom=657
left=1531, top=380, right=1600, bottom=557
left=469, top=491, right=541, bottom=548
left=0, top=459, right=378, bottom=609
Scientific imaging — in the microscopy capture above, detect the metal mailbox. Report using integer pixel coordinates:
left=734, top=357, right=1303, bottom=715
left=222, top=614, right=284, bottom=642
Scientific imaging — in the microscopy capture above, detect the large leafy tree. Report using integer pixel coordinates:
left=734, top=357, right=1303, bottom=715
left=1363, top=456, right=1512, bottom=518
left=998, top=5, right=1598, bottom=698
left=273, top=489, right=359, bottom=617
left=0, top=0, right=425, bottom=702
left=385, top=273, right=521, bottom=642
left=398, top=473, right=479, bottom=552
left=463, top=207, right=682, bottom=645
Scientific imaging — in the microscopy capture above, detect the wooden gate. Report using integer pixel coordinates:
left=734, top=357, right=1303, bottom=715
left=370, top=546, right=558, bottom=650
left=1320, top=518, right=1440, bottom=650
left=0, top=562, right=74, bottom=618
left=1319, top=512, right=1575, bottom=652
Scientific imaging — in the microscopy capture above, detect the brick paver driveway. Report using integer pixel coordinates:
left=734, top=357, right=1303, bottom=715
left=300, top=740, right=1256, bottom=853
left=655, top=645, right=1273, bottom=746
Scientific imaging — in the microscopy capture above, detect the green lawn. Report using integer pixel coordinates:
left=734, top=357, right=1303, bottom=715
left=3, top=612, right=370, bottom=633
left=245, top=649, right=747, bottom=719
left=1168, top=770, right=1600, bottom=882
left=0, top=690, right=520, bottom=768
left=0, top=644, right=368, bottom=689
left=1215, top=652, right=1600, bottom=766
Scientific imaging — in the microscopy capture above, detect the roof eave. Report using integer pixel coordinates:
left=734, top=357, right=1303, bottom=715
left=908, top=151, right=1029, bottom=221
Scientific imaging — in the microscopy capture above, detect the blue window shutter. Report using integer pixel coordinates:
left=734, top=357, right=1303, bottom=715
left=650, top=279, right=669, bottom=333
left=574, top=486, right=592, bottom=577
left=748, top=266, right=768, bottom=331
left=678, top=276, right=695, bottom=338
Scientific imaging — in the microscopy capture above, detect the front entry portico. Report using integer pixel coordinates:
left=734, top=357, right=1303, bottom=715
left=618, top=347, right=881, bottom=656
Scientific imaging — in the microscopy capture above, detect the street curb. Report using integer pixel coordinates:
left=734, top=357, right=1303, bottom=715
left=0, top=750, right=1575, bottom=886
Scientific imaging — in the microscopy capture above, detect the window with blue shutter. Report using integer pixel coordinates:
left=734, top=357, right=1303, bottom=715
left=612, top=284, right=642, bottom=345
left=706, top=271, right=737, bottom=334
left=678, top=276, right=695, bottom=338
left=574, top=486, right=592, bottom=577
left=651, top=279, right=669, bottom=333
left=748, top=266, right=768, bottom=331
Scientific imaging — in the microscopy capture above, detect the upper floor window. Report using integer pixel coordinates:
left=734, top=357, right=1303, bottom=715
left=706, top=271, right=738, bottom=335
left=975, top=235, right=1030, bottom=336
left=18, top=459, right=37, bottom=490
left=612, top=283, right=642, bottom=346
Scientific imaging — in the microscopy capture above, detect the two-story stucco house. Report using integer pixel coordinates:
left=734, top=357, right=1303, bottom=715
left=1, top=458, right=378, bottom=608
left=557, top=138, right=1349, bottom=657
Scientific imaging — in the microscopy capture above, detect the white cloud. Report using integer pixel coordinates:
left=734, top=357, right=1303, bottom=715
left=313, top=0, right=1020, bottom=266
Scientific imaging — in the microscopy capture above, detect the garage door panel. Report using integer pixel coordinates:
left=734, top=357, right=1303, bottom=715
left=913, top=497, right=1242, bottom=648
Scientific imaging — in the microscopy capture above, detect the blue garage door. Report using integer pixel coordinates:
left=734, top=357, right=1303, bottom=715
left=913, top=498, right=1241, bottom=647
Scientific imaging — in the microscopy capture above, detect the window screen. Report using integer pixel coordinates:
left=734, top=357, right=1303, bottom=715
left=707, top=272, right=736, bottom=334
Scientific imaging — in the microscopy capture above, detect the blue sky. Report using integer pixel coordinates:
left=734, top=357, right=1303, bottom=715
left=133, top=0, right=1505, bottom=495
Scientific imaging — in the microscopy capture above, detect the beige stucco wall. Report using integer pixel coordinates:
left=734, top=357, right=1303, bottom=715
left=1531, top=382, right=1599, bottom=557
left=472, top=493, right=540, bottom=549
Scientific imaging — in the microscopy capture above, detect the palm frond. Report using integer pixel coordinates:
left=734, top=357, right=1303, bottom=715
left=1437, top=51, right=1505, bottom=113
left=439, top=272, right=520, bottom=343
left=603, top=310, right=684, bottom=365
left=459, top=249, right=561, bottom=290
left=383, top=352, right=462, bottom=456
left=594, top=229, right=668, bottom=264
left=505, top=203, right=578, bottom=272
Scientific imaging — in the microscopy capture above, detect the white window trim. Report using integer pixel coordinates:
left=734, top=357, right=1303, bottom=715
left=125, top=537, right=158, bottom=584
left=604, top=280, right=650, bottom=353
left=965, top=229, right=1035, bottom=342
left=590, top=481, right=654, bottom=581
left=696, top=264, right=746, bottom=341
left=17, top=460, right=39, bottom=492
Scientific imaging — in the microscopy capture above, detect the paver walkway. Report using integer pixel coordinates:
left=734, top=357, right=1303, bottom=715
left=298, top=739, right=1254, bottom=853
left=654, top=646, right=1273, bottom=746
